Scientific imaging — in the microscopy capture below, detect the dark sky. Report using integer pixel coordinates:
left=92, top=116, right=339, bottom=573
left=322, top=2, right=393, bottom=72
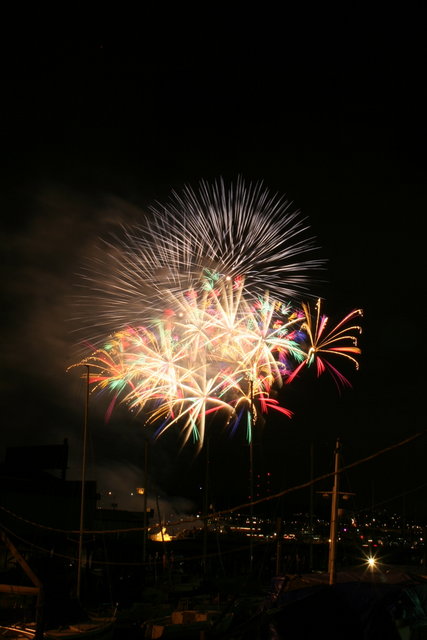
left=1, top=10, right=426, bottom=522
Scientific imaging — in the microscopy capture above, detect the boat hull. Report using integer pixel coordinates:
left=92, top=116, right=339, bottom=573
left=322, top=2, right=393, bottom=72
left=44, top=617, right=115, bottom=640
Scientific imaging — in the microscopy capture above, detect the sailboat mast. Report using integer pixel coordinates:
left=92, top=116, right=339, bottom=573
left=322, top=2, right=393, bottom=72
left=328, top=438, right=341, bottom=585
left=77, top=364, right=90, bottom=600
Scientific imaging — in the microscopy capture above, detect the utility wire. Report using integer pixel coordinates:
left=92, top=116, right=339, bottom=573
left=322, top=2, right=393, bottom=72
left=0, top=428, right=425, bottom=535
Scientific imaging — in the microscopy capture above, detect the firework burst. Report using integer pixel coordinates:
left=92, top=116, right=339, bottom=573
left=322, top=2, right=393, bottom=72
left=70, top=179, right=362, bottom=449
left=285, top=299, right=363, bottom=390
left=70, top=278, right=308, bottom=448
left=72, top=177, right=326, bottom=345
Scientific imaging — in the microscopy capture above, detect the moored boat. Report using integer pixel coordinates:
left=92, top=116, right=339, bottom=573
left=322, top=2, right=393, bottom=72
left=141, top=599, right=234, bottom=639
left=0, top=624, right=37, bottom=640
left=43, top=615, right=115, bottom=640
left=0, top=612, right=116, bottom=640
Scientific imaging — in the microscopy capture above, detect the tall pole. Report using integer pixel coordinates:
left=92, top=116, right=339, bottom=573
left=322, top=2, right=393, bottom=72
left=328, top=438, right=341, bottom=585
left=275, top=517, right=282, bottom=575
left=155, top=495, right=168, bottom=582
left=202, top=437, right=210, bottom=575
left=309, top=441, right=314, bottom=571
left=77, top=364, right=90, bottom=600
left=142, top=439, right=149, bottom=564
left=249, top=378, right=254, bottom=573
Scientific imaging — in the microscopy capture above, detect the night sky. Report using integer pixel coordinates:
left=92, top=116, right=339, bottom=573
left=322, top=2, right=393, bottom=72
left=1, top=10, right=426, bottom=522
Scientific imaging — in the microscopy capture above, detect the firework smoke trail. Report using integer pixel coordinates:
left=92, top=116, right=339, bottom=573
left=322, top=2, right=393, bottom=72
left=72, top=178, right=326, bottom=346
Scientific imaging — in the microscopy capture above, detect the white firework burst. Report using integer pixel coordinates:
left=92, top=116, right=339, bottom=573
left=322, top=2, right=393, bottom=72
left=72, top=177, right=326, bottom=346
